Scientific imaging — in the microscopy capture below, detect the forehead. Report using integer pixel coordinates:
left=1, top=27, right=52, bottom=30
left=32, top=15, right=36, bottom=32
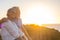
left=7, top=7, right=20, bottom=16
left=8, top=7, right=20, bottom=13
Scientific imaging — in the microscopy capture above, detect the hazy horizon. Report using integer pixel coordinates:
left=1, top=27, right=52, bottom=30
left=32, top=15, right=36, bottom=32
left=0, top=0, right=60, bottom=25
left=0, top=0, right=60, bottom=24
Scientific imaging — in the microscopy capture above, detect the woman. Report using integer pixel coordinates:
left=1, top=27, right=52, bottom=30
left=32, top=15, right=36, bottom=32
left=0, top=7, right=28, bottom=40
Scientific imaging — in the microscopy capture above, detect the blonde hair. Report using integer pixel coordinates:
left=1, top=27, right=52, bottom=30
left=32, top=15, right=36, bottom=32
left=7, top=6, right=20, bottom=16
left=0, top=6, right=21, bottom=24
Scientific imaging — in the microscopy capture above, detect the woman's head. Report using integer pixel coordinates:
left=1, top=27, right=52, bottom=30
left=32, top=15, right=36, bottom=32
left=7, top=6, right=20, bottom=19
left=0, top=6, right=20, bottom=24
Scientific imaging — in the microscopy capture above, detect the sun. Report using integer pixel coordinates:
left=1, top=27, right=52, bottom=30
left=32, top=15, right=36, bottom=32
left=21, top=4, right=56, bottom=25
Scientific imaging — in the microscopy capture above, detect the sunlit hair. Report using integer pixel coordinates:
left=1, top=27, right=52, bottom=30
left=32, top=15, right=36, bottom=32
left=7, top=6, right=20, bottom=16
left=0, top=6, right=21, bottom=24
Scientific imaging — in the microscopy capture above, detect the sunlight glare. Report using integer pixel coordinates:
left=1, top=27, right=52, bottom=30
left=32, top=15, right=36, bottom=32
left=22, top=4, right=56, bottom=25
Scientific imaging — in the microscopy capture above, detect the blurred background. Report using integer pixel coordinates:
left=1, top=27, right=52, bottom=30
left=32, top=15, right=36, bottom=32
left=0, top=0, right=60, bottom=24
left=0, top=0, right=60, bottom=40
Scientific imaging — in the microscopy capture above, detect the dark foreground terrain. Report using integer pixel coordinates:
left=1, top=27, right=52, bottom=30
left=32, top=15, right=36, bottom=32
left=0, top=24, right=60, bottom=40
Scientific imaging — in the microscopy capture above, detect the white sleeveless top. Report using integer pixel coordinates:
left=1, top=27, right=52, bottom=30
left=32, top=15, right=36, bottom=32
left=1, top=19, right=24, bottom=40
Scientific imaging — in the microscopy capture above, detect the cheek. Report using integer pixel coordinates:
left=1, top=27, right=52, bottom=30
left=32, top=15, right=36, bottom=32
left=12, top=15, right=16, bottom=18
left=15, top=14, right=20, bottom=17
left=9, top=14, right=15, bottom=18
left=17, top=15, right=20, bottom=17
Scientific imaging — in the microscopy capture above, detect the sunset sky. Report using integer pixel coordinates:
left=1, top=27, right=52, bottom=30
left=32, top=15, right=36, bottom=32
left=0, top=0, right=60, bottom=25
